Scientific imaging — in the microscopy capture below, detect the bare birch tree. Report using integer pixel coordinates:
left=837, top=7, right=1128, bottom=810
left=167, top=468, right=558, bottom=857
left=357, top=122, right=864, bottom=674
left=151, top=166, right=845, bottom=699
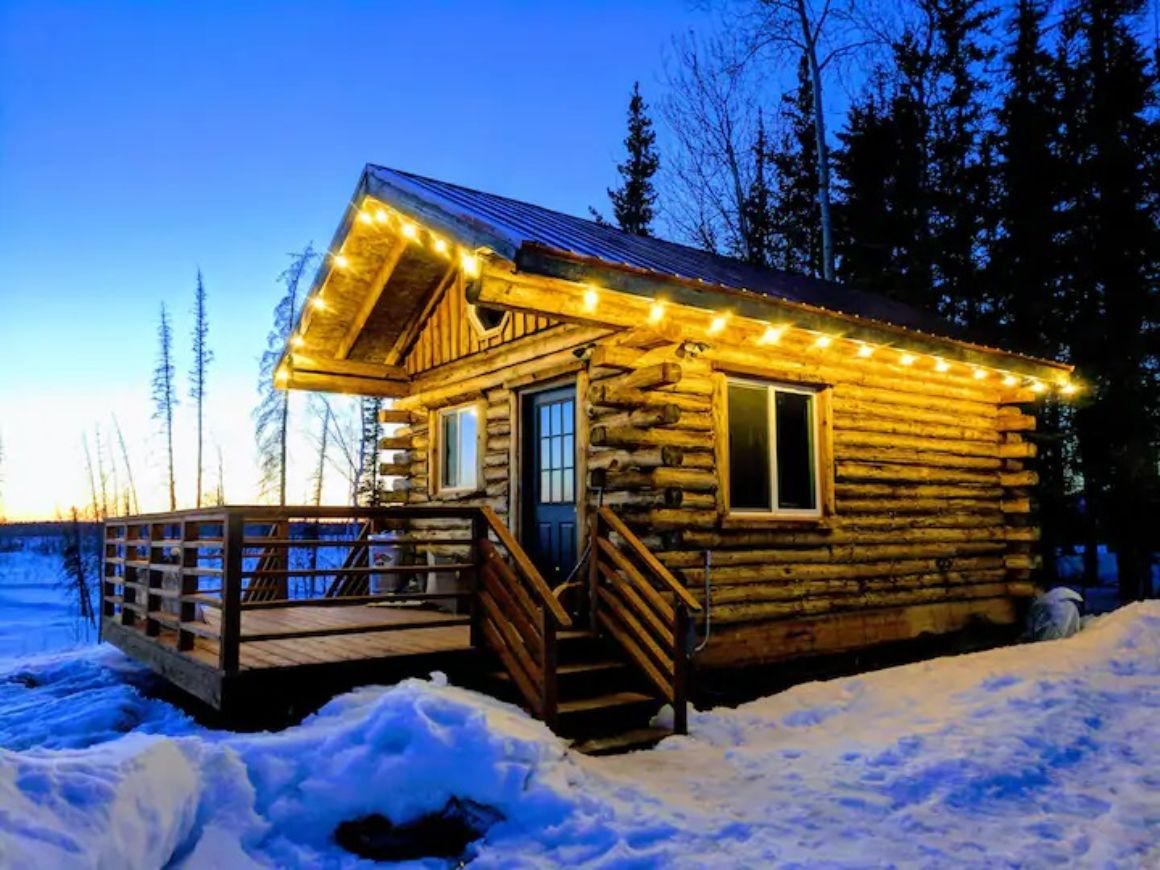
left=255, top=245, right=319, bottom=504
left=727, top=0, right=883, bottom=281
left=661, top=31, right=763, bottom=258
left=112, top=415, right=140, bottom=514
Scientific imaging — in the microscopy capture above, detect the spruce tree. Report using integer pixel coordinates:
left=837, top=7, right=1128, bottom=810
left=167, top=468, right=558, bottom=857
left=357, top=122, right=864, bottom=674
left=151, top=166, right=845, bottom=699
left=189, top=270, right=213, bottom=507
left=770, top=59, right=822, bottom=276
left=991, top=0, right=1069, bottom=581
left=598, top=82, right=660, bottom=236
left=1056, top=0, right=1160, bottom=601
left=152, top=303, right=178, bottom=511
left=739, top=111, right=776, bottom=268
left=255, top=245, right=319, bottom=505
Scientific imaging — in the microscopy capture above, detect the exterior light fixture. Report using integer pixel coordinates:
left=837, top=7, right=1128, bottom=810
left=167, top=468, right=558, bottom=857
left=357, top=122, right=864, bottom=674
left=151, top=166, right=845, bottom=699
left=648, top=300, right=666, bottom=324
left=856, top=343, right=873, bottom=358
left=900, top=353, right=917, bottom=366
left=291, top=334, right=305, bottom=348
left=460, top=251, right=481, bottom=278
left=401, top=222, right=418, bottom=239
left=1002, top=374, right=1017, bottom=386
left=311, top=297, right=326, bottom=311
left=583, top=287, right=599, bottom=311
left=374, top=208, right=388, bottom=223
left=333, top=254, right=349, bottom=269
left=973, top=368, right=987, bottom=380
left=759, top=325, right=785, bottom=345
left=814, top=334, right=832, bottom=348
left=708, top=313, right=728, bottom=335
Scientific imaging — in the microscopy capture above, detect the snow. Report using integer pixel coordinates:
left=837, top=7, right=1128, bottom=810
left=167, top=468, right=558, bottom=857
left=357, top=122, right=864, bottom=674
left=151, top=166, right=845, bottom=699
left=0, top=598, right=1157, bottom=867
left=0, top=537, right=98, bottom=660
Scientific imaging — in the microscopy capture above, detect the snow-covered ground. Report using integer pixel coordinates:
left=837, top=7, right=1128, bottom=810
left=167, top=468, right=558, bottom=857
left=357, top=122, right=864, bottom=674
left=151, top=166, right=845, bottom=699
left=0, top=588, right=1156, bottom=867
left=0, top=536, right=98, bottom=660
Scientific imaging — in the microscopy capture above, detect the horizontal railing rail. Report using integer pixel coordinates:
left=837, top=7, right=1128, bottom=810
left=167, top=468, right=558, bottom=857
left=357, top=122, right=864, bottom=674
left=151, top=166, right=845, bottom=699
left=588, top=506, right=702, bottom=734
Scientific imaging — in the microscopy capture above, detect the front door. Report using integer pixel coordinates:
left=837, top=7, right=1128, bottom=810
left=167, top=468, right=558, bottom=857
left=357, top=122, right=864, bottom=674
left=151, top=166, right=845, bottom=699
left=520, top=385, right=578, bottom=583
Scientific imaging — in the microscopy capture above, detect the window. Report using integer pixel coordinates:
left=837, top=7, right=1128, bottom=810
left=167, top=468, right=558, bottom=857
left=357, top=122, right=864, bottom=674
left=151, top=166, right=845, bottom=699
left=439, top=404, right=479, bottom=491
left=467, top=303, right=508, bottom=337
left=726, top=379, right=821, bottom=516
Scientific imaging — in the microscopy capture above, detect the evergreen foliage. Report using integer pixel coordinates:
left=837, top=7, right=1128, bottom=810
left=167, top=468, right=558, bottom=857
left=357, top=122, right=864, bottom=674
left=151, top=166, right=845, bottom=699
left=599, top=83, right=661, bottom=236
left=356, top=398, right=383, bottom=507
left=770, top=59, right=822, bottom=276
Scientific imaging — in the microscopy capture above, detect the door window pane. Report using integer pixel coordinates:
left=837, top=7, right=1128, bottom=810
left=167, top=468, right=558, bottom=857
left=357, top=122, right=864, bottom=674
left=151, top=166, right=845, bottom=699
left=727, top=383, right=772, bottom=510
left=775, top=391, right=816, bottom=510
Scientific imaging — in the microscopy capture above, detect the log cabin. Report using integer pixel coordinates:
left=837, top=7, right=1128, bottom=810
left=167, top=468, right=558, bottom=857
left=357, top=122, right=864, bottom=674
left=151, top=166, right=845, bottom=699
left=101, top=164, right=1074, bottom=749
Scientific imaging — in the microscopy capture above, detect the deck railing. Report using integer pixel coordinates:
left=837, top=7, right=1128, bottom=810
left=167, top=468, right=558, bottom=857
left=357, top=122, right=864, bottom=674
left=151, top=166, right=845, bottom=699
left=102, top=505, right=571, bottom=718
left=588, top=506, right=702, bottom=734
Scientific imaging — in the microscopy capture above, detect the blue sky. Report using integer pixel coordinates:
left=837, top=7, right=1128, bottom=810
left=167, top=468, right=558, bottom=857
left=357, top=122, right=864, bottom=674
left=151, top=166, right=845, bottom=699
left=0, top=0, right=712, bottom=519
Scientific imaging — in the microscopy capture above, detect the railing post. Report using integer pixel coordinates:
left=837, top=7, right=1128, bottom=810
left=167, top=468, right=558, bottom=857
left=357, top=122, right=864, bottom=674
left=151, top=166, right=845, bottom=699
left=101, top=522, right=118, bottom=627
left=542, top=607, right=558, bottom=729
left=673, top=603, right=690, bottom=736
left=178, top=519, right=199, bottom=651
left=587, top=511, right=601, bottom=633
left=469, top=510, right=487, bottom=649
left=219, top=510, right=243, bottom=674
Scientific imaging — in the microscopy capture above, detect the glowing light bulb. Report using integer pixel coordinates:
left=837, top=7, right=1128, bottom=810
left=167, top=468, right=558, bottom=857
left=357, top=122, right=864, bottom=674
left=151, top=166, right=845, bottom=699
left=1060, top=382, right=1078, bottom=396
left=708, top=314, right=728, bottom=335
left=333, top=254, right=349, bottom=269
left=759, top=325, right=785, bottom=345
left=311, top=297, right=326, bottom=311
left=401, top=222, right=418, bottom=239
left=972, top=368, right=987, bottom=380
left=856, top=343, right=873, bottom=358
left=583, top=287, right=599, bottom=311
left=433, top=237, right=449, bottom=255
left=814, top=334, right=832, bottom=348
left=291, top=334, right=305, bottom=348
left=460, top=251, right=481, bottom=278
left=648, top=300, right=666, bottom=324
left=357, top=211, right=372, bottom=225
left=374, top=208, right=388, bottom=223
left=1030, top=380, right=1047, bottom=393
left=276, top=368, right=288, bottom=383
left=935, top=358, right=951, bottom=372
left=1002, top=374, right=1017, bottom=386
left=900, top=353, right=917, bottom=366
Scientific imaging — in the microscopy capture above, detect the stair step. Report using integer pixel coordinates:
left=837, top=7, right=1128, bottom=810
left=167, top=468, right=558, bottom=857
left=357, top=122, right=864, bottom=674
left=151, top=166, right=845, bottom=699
left=488, top=659, right=624, bottom=682
left=572, top=726, right=672, bottom=756
left=558, top=690, right=655, bottom=716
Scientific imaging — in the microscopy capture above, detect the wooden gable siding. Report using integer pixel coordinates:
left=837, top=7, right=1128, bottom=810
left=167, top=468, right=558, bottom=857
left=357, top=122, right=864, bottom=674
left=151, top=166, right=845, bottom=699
left=404, top=278, right=556, bottom=375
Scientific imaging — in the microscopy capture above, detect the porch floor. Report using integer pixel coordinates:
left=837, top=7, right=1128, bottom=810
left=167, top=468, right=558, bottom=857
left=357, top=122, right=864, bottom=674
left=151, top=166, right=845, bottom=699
left=123, top=604, right=474, bottom=673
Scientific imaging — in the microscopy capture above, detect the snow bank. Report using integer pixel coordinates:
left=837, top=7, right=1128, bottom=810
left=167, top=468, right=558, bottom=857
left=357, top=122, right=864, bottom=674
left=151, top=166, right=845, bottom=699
left=0, top=603, right=1156, bottom=868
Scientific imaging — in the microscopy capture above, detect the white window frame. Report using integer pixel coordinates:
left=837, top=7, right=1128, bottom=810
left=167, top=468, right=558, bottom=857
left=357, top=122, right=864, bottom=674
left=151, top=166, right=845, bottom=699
left=435, top=402, right=483, bottom=494
left=725, top=377, right=823, bottom=519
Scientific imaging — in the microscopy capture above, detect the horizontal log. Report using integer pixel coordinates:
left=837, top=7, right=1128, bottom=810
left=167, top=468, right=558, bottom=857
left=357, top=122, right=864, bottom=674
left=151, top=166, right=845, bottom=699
left=832, top=396, right=997, bottom=431
left=587, top=447, right=685, bottom=471
left=1000, top=471, right=1039, bottom=487
left=378, top=408, right=419, bottom=425
left=659, top=540, right=1006, bottom=569
left=591, top=425, right=711, bottom=450
left=698, top=570, right=1012, bottom=605
left=995, top=413, right=1035, bottom=432
left=836, top=498, right=1005, bottom=514
left=680, top=555, right=1006, bottom=585
left=590, top=467, right=717, bottom=492
left=592, top=405, right=681, bottom=428
left=485, top=402, right=509, bottom=421
left=619, top=362, right=682, bottom=390
left=838, top=446, right=1002, bottom=470
left=835, top=462, right=1000, bottom=486
left=834, top=430, right=1004, bottom=458
left=618, top=508, right=719, bottom=530
left=588, top=344, right=645, bottom=370
left=1001, top=499, right=1032, bottom=514
left=834, top=416, right=999, bottom=444
left=378, top=435, right=413, bottom=451
left=998, top=441, right=1037, bottom=459
left=378, top=462, right=409, bottom=476
left=588, top=383, right=710, bottom=413
left=835, top=483, right=1004, bottom=500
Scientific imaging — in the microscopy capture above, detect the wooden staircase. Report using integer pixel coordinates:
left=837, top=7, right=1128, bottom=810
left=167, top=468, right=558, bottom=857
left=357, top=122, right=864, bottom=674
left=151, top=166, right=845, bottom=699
left=473, top=506, right=702, bottom=754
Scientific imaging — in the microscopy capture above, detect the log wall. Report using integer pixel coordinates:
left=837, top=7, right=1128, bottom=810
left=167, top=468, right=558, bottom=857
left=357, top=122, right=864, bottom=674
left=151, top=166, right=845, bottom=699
left=384, top=317, right=1041, bottom=669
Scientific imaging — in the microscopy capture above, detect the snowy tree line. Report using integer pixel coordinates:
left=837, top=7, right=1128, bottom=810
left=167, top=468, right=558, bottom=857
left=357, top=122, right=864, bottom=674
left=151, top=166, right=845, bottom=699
left=594, top=0, right=1159, bottom=601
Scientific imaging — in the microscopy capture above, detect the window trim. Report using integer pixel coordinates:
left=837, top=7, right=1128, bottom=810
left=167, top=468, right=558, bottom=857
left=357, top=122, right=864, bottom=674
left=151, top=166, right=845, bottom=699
left=722, top=376, right=825, bottom=520
left=433, top=401, right=485, bottom=495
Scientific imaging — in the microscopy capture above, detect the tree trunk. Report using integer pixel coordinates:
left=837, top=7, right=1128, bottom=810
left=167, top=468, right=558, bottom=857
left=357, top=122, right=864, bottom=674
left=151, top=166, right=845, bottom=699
left=796, top=0, right=834, bottom=281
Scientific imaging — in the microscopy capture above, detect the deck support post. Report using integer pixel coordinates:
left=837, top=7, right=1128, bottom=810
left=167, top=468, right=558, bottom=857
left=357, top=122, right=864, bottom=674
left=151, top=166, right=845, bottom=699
left=469, top=510, right=487, bottom=649
left=220, top=511, right=243, bottom=674
left=673, top=603, right=690, bottom=736
left=587, top=512, right=601, bottom=633
left=541, top=608, right=558, bottom=729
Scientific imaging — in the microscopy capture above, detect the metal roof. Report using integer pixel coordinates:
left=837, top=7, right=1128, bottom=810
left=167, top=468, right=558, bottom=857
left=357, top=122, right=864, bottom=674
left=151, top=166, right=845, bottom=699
left=362, top=164, right=961, bottom=341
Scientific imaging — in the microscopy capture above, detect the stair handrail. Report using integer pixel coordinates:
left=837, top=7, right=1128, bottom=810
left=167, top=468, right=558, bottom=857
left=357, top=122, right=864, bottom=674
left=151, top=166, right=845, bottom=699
left=596, top=508, right=702, bottom=614
left=589, top=506, right=700, bottom=735
left=474, top=506, right=572, bottom=727
left=479, top=506, right=572, bottom=627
